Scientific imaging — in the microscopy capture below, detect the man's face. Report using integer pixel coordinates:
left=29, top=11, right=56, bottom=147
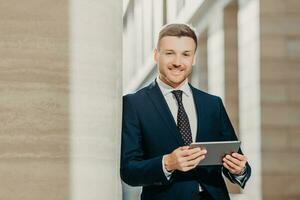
left=154, top=36, right=196, bottom=88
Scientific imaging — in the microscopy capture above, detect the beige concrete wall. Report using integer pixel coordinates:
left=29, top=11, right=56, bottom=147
left=0, top=0, right=122, bottom=199
left=0, top=0, right=69, bottom=199
left=224, top=1, right=240, bottom=194
left=260, top=0, right=300, bottom=199
left=198, top=31, right=209, bottom=92
left=224, top=1, right=239, bottom=133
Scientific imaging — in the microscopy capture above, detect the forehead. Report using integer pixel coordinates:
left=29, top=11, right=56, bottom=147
left=159, top=36, right=196, bottom=51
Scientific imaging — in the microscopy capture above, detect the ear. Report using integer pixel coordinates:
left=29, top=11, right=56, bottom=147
left=154, top=48, right=159, bottom=64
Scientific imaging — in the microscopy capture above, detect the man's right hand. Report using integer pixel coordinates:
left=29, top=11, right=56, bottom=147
left=164, top=146, right=207, bottom=172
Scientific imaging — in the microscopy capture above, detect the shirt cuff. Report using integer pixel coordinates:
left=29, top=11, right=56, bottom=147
left=162, top=155, right=173, bottom=180
left=230, top=166, right=247, bottom=185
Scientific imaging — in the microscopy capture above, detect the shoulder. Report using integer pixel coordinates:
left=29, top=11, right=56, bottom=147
left=189, top=84, right=222, bottom=103
left=123, top=83, right=151, bottom=102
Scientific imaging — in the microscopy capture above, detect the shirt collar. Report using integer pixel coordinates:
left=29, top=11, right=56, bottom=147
left=156, top=76, right=192, bottom=97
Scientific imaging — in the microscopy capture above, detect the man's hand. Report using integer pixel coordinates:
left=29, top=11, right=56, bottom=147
left=223, top=153, right=247, bottom=175
left=164, top=146, right=207, bottom=172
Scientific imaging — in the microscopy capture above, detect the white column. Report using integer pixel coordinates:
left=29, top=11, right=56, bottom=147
left=207, top=9, right=225, bottom=99
left=238, top=0, right=261, bottom=199
left=69, top=0, right=122, bottom=200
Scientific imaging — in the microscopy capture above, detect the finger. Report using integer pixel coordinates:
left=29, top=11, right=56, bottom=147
left=178, top=152, right=203, bottom=164
left=181, top=165, right=196, bottom=172
left=226, top=154, right=246, bottom=169
left=199, top=149, right=207, bottom=155
left=180, top=147, right=201, bottom=157
left=232, top=153, right=247, bottom=161
left=223, top=157, right=242, bottom=171
left=173, top=146, right=190, bottom=157
left=180, top=146, right=190, bottom=151
left=178, top=146, right=190, bottom=153
left=225, top=155, right=242, bottom=166
left=223, top=162, right=236, bottom=174
left=186, top=149, right=207, bottom=161
left=185, top=151, right=201, bottom=161
left=177, top=156, right=188, bottom=164
left=185, top=155, right=205, bottom=167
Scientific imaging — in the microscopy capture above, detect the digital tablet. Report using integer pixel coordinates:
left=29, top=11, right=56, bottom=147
left=189, top=141, right=241, bottom=166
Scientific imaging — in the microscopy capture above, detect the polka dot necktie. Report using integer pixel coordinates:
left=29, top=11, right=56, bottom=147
left=172, top=90, right=193, bottom=145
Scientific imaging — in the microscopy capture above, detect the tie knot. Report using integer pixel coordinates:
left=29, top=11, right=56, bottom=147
left=172, top=90, right=183, bottom=103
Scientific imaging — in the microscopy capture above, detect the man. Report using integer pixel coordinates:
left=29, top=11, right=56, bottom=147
left=121, top=23, right=251, bottom=200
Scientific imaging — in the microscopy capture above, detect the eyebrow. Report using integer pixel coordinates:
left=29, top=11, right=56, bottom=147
left=163, top=49, right=193, bottom=53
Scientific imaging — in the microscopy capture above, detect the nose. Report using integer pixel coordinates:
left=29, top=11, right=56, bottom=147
left=172, top=55, right=181, bottom=67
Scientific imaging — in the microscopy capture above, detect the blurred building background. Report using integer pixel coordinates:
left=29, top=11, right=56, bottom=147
left=123, top=0, right=300, bottom=200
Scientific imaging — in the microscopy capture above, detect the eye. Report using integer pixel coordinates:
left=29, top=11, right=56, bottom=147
left=165, top=52, right=173, bottom=55
left=183, top=53, right=190, bottom=57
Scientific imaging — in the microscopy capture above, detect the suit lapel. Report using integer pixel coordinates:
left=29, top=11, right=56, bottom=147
left=190, top=85, right=210, bottom=142
left=147, top=81, right=184, bottom=146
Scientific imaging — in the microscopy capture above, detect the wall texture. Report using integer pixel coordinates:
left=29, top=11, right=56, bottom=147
left=260, top=0, right=300, bottom=199
left=0, top=0, right=69, bottom=199
left=0, top=0, right=122, bottom=199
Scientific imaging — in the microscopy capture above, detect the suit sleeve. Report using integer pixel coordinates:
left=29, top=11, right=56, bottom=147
left=120, top=95, right=170, bottom=186
left=217, top=97, right=251, bottom=189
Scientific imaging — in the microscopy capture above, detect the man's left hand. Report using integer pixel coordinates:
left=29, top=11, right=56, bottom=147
left=222, top=153, right=247, bottom=175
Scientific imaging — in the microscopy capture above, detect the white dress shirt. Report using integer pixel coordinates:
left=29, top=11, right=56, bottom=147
left=156, top=77, right=204, bottom=191
left=156, top=77, right=197, bottom=141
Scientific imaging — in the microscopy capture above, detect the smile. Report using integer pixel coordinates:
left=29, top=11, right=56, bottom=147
left=169, top=68, right=183, bottom=75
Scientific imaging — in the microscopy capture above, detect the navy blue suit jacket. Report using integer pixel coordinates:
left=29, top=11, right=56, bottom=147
left=120, top=80, right=251, bottom=200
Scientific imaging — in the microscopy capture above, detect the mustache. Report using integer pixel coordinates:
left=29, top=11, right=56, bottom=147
left=168, top=65, right=183, bottom=69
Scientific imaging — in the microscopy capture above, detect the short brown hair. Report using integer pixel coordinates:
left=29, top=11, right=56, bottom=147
left=157, top=23, right=198, bottom=50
